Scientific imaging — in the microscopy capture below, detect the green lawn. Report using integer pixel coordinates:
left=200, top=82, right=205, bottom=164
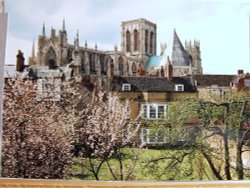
left=69, top=148, right=216, bottom=181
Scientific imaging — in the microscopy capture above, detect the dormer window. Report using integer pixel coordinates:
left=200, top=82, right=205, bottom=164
left=122, top=84, right=131, bottom=91
left=175, top=84, right=184, bottom=91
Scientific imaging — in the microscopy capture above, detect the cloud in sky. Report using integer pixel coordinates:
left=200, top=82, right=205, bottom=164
left=4, top=0, right=250, bottom=74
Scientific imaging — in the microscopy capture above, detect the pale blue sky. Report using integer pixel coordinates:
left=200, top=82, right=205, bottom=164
left=4, top=0, right=250, bottom=74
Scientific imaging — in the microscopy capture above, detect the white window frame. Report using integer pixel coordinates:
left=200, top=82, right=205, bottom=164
left=140, top=127, right=188, bottom=145
left=142, top=103, right=168, bottom=120
left=141, top=128, right=167, bottom=144
left=122, top=83, right=131, bottom=91
left=175, top=84, right=184, bottom=91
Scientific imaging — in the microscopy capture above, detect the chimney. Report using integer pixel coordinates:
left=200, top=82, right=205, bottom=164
left=238, top=69, right=244, bottom=75
left=160, top=66, right=164, bottom=77
left=165, top=56, right=173, bottom=79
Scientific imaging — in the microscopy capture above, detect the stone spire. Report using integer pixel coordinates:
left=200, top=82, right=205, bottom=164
left=28, top=40, right=36, bottom=65
left=76, top=30, right=79, bottom=45
left=172, top=29, right=190, bottom=66
left=50, top=27, right=56, bottom=40
left=42, top=22, right=46, bottom=37
left=85, top=40, right=88, bottom=48
left=31, top=40, right=35, bottom=58
left=95, top=42, right=98, bottom=50
left=74, top=30, right=79, bottom=48
left=62, top=18, right=66, bottom=32
left=114, top=44, right=118, bottom=51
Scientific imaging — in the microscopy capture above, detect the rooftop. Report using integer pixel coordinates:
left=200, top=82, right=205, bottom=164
left=113, top=76, right=196, bottom=92
left=192, top=74, right=236, bottom=87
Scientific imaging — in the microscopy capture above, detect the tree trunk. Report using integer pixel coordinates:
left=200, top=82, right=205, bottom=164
left=106, top=160, right=118, bottom=180
left=223, top=127, right=232, bottom=180
left=223, top=104, right=231, bottom=180
left=118, top=150, right=124, bottom=180
left=236, top=101, right=248, bottom=180
left=236, top=141, right=244, bottom=180
left=88, top=158, right=105, bottom=180
left=201, top=149, right=223, bottom=180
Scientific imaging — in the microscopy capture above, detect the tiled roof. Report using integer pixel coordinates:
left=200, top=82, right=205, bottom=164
left=112, top=76, right=196, bottom=92
left=192, top=74, right=236, bottom=87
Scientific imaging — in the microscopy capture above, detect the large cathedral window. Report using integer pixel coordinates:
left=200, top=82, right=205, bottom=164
left=118, top=56, right=123, bottom=76
left=89, top=54, right=96, bottom=74
left=45, top=47, right=57, bottom=69
left=145, top=30, right=148, bottom=53
left=126, top=61, right=129, bottom=75
left=101, top=55, right=107, bottom=75
left=134, top=29, right=139, bottom=52
left=110, top=59, right=114, bottom=77
left=126, top=31, right=131, bottom=52
left=150, top=31, right=154, bottom=54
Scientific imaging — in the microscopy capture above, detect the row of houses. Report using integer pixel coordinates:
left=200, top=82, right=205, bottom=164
left=5, top=56, right=250, bottom=118
left=4, top=18, right=250, bottom=148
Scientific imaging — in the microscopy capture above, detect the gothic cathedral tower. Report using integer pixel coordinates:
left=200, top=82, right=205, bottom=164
left=185, top=40, right=203, bottom=74
left=121, top=18, right=157, bottom=60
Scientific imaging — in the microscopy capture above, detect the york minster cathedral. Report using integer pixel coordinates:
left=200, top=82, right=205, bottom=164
left=21, top=18, right=202, bottom=90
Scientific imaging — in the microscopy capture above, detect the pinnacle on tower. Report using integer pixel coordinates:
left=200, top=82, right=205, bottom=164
left=31, top=40, right=35, bottom=58
left=42, top=22, right=46, bottom=36
left=114, top=44, right=118, bottom=51
left=76, top=30, right=79, bottom=44
left=50, top=27, right=56, bottom=39
left=28, top=40, right=36, bottom=65
left=62, top=18, right=66, bottom=32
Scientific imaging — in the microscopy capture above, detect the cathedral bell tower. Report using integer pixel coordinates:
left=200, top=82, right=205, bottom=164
left=121, top=18, right=157, bottom=58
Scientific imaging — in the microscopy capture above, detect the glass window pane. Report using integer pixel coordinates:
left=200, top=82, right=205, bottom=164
left=142, top=129, right=147, bottom=143
left=149, top=105, right=156, bottom=119
left=158, top=106, right=165, bottom=118
left=143, top=105, right=147, bottom=118
left=149, top=130, right=157, bottom=143
left=158, top=131, right=165, bottom=143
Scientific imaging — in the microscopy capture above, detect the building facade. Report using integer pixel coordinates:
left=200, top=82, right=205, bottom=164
left=26, top=18, right=202, bottom=83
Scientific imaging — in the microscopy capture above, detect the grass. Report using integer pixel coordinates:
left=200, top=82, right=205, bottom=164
left=69, top=147, right=216, bottom=181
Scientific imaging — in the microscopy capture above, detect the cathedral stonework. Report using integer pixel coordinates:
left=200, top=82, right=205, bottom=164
left=121, top=18, right=157, bottom=58
left=27, top=18, right=202, bottom=87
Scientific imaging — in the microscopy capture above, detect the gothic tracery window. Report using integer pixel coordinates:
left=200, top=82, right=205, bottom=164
left=101, top=55, right=107, bottom=75
left=134, top=29, right=139, bottom=52
left=126, top=31, right=131, bottom=52
left=150, top=31, right=154, bottom=54
left=89, top=53, right=96, bottom=73
left=126, top=61, right=129, bottom=75
left=110, top=59, right=114, bottom=77
left=118, top=56, right=123, bottom=76
left=45, top=47, right=57, bottom=69
left=145, top=30, right=148, bottom=53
